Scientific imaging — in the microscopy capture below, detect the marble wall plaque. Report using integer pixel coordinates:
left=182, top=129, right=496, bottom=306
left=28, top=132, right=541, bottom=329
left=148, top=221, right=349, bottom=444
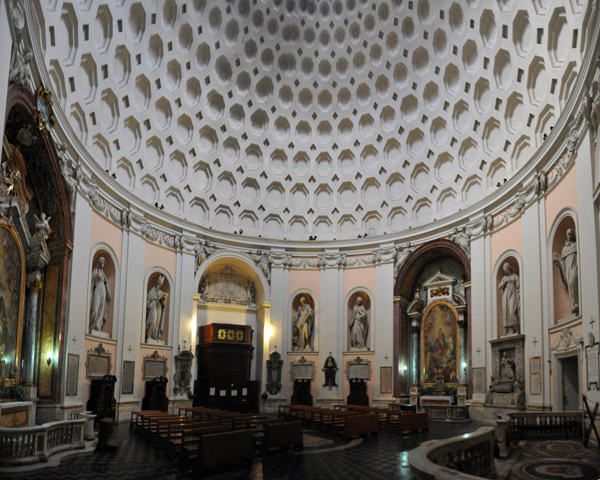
left=87, top=354, right=110, bottom=377
left=144, top=360, right=166, bottom=379
left=122, top=361, right=135, bottom=394
left=289, top=357, right=316, bottom=381
left=142, top=351, right=168, bottom=380
left=346, top=361, right=371, bottom=380
left=473, top=367, right=486, bottom=394
left=380, top=366, right=392, bottom=394
left=66, top=354, right=79, bottom=397
left=586, top=343, right=599, bottom=390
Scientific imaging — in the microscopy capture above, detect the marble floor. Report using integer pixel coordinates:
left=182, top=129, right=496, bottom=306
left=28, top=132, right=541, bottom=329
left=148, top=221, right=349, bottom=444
left=8, top=420, right=479, bottom=480
left=7, top=421, right=599, bottom=480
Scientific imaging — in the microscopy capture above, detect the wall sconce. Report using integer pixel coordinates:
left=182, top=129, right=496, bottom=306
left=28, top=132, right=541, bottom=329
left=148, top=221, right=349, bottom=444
left=402, top=364, right=408, bottom=374
left=462, top=362, right=467, bottom=372
left=46, top=340, right=52, bottom=366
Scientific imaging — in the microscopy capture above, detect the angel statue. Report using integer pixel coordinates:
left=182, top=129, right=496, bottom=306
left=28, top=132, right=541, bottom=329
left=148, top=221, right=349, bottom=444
left=33, top=212, right=51, bottom=240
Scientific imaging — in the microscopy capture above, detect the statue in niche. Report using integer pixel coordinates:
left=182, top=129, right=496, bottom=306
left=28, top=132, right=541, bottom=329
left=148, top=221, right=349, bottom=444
left=500, top=352, right=515, bottom=381
left=553, top=228, right=579, bottom=315
left=498, top=262, right=520, bottom=335
left=89, top=257, right=112, bottom=334
left=322, top=355, right=338, bottom=389
left=349, top=296, right=369, bottom=349
left=293, top=296, right=314, bottom=351
left=146, top=275, right=168, bottom=343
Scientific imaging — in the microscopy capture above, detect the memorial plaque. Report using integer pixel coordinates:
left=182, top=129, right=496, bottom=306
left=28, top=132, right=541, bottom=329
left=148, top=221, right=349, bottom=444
left=345, top=357, right=371, bottom=380
left=380, top=366, right=392, bottom=394
left=473, top=367, right=486, bottom=394
left=66, top=354, right=79, bottom=397
left=142, top=351, right=168, bottom=380
left=144, top=360, right=166, bottom=379
left=88, top=355, right=109, bottom=376
left=122, top=361, right=135, bottom=394
left=529, top=356, right=541, bottom=395
left=289, top=357, right=316, bottom=381
left=86, top=343, right=112, bottom=378
left=586, top=343, right=599, bottom=390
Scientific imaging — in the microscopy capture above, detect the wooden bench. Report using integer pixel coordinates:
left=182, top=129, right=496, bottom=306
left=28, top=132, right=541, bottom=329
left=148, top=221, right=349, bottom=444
left=196, top=429, right=255, bottom=472
left=263, top=421, right=303, bottom=452
left=178, top=425, right=232, bottom=468
left=396, top=412, right=429, bottom=433
left=345, top=414, right=379, bottom=438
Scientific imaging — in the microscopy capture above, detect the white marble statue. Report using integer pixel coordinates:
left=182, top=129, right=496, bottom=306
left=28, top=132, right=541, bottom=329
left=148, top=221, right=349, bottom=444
left=250, top=250, right=271, bottom=283
left=89, top=257, right=112, bottom=334
left=293, top=296, right=314, bottom=351
left=32, top=212, right=51, bottom=241
left=349, top=296, right=368, bottom=349
left=146, top=275, right=168, bottom=343
left=553, top=228, right=579, bottom=315
left=500, top=352, right=515, bottom=381
left=498, top=262, right=520, bottom=335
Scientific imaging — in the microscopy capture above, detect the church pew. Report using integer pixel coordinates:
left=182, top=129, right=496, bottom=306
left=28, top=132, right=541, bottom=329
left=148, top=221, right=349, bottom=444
left=396, top=412, right=429, bottom=434
left=195, top=429, right=255, bottom=473
left=344, top=414, right=379, bottom=438
left=155, top=419, right=218, bottom=449
left=263, top=421, right=303, bottom=452
left=135, top=412, right=173, bottom=436
left=330, top=411, right=361, bottom=436
left=178, top=425, right=233, bottom=468
left=130, top=410, right=163, bottom=433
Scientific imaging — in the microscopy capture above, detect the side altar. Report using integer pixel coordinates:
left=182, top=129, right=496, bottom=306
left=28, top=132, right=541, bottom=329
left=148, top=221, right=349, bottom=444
left=405, top=271, right=468, bottom=407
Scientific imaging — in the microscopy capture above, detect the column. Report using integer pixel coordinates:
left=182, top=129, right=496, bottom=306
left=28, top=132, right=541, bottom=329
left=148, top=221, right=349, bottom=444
left=22, top=277, right=42, bottom=386
left=409, top=315, right=421, bottom=387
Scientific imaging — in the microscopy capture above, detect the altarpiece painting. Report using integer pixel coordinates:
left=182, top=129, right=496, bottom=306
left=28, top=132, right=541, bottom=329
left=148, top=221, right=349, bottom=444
left=0, top=225, right=24, bottom=382
left=422, top=302, right=459, bottom=385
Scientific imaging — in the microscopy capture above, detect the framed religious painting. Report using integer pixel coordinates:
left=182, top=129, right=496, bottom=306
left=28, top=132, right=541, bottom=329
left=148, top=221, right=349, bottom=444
left=0, top=224, right=25, bottom=385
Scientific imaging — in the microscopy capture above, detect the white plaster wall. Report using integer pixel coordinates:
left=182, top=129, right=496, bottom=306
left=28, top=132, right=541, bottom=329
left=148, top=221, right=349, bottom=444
left=0, top=0, right=11, bottom=142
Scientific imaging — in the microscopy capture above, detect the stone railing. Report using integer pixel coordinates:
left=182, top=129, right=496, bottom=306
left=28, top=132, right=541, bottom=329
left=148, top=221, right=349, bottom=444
left=422, top=405, right=470, bottom=421
left=408, top=426, right=496, bottom=480
left=0, top=419, right=86, bottom=466
left=496, top=411, right=583, bottom=458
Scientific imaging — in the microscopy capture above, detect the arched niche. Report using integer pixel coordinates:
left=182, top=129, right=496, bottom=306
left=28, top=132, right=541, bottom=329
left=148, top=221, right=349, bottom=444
left=290, top=291, right=317, bottom=352
left=393, top=239, right=470, bottom=397
left=0, top=222, right=26, bottom=384
left=346, top=289, right=373, bottom=351
left=549, top=211, right=579, bottom=324
left=194, top=252, right=270, bottom=382
left=87, top=245, right=119, bottom=338
left=143, top=269, right=173, bottom=345
left=3, top=83, right=73, bottom=403
left=493, top=252, right=522, bottom=338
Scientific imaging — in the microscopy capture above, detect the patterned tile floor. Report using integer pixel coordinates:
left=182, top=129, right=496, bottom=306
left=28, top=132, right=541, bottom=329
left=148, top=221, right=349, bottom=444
left=8, top=421, right=481, bottom=480
left=508, top=439, right=600, bottom=480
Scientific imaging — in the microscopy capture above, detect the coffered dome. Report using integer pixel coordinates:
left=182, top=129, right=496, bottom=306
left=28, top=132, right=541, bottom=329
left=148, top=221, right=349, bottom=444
left=35, top=0, right=589, bottom=240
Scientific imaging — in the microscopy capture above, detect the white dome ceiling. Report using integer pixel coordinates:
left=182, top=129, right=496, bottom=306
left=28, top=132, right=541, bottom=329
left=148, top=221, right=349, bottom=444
left=36, top=0, right=588, bottom=240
